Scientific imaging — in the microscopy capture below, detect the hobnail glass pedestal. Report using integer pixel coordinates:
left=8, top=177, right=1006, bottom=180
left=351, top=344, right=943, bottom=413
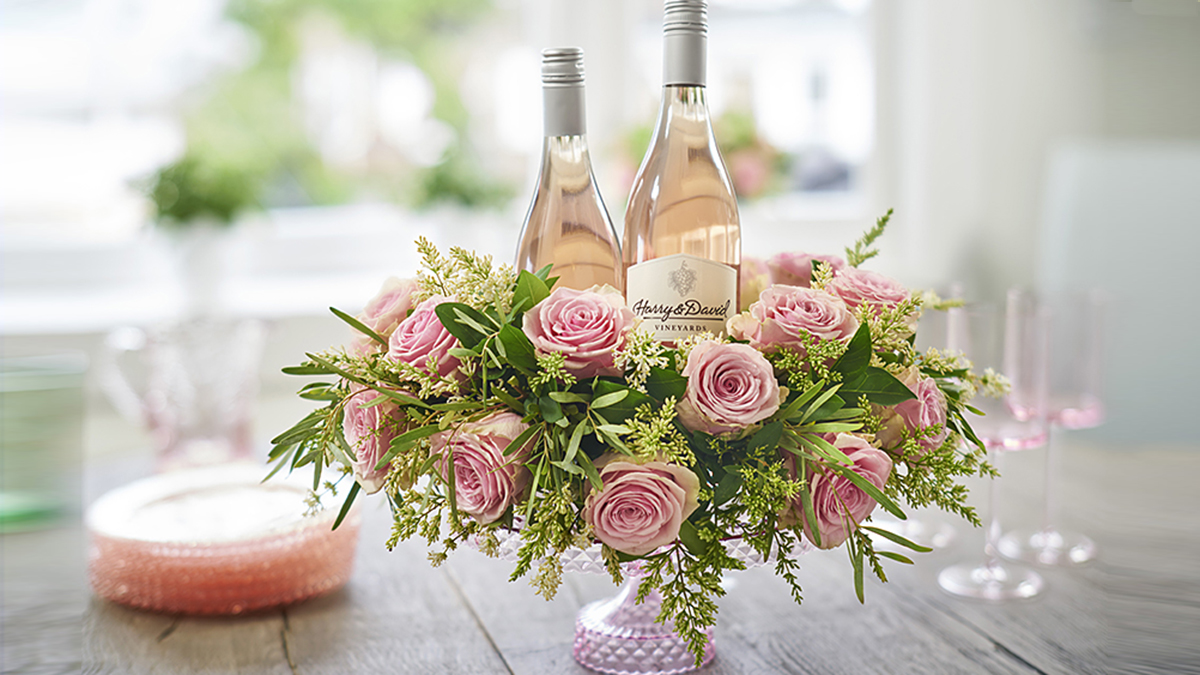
left=478, top=530, right=803, bottom=674
left=573, top=576, right=713, bottom=675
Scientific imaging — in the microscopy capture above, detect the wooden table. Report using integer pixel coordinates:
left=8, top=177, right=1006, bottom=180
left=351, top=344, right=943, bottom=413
left=4, top=444, right=1195, bottom=674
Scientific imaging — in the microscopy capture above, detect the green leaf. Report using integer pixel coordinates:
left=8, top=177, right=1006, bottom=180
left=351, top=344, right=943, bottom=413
left=576, top=451, right=604, bottom=492
left=513, top=270, right=551, bottom=314
left=798, top=458, right=822, bottom=548
left=429, top=401, right=484, bottom=412
left=795, top=433, right=852, bottom=465
left=840, top=367, right=915, bottom=406
left=748, top=421, right=784, bottom=454
left=330, top=307, right=387, bottom=346
left=832, top=323, right=871, bottom=377
left=498, top=325, right=538, bottom=373
left=777, top=380, right=826, bottom=422
left=591, top=389, right=629, bottom=409
left=713, top=468, right=743, bottom=506
left=797, top=384, right=844, bottom=424
left=548, top=391, right=591, bottom=404
left=591, top=380, right=651, bottom=423
left=533, top=264, right=554, bottom=282
left=303, top=353, right=431, bottom=409
left=678, top=520, right=709, bottom=556
left=851, top=543, right=865, bottom=603
left=502, top=424, right=540, bottom=457
left=877, top=551, right=915, bottom=565
left=282, top=365, right=333, bottom=376
left=375, top=424, right=442, bottom=471
left=495, top=388, right=524, bottom=413
left=333, top=481, right=361, bottom=530
left=645, top=367, right=687, bottom=402
left=551, top=459, right=584, bottom=476
left=434, top=302, right=494, bottom=349
left=564, top=420, right=589, bottom=464
left=827, top=464, right=906, bottom=520
left=861, top=525, right=934, bottom=553
left=799, top=422, right=861, bottom=435
left=538, top=395, right=565, bottom=423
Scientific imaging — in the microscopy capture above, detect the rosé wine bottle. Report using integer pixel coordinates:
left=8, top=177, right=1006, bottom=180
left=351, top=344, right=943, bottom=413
left=624, top=0, right=741, bottom=342
left=515, top=48, right=622, bottom=292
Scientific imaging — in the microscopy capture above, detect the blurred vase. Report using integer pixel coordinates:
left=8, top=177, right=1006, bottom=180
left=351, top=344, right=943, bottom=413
left=157, top=221, right=243, bottom=319
left=101, top=318, right=265, bottom=473
left=0, top=354, right=87, bottom=531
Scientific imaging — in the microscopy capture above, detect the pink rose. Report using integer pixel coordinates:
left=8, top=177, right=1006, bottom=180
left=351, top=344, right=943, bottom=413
left=767, top=252, right=847, bottom=288
left=432, top=411, right=532, bottom=524
left=343, top=388, right=406, bottom=494
left=352, top=277, right=417, bottom=355
left=827, top=267, right=909, bottom=313
left=794, top=434, right=893, bottom=549
left=728, top=285, right=858, bottom=352
left=876, top=370, right=948, bottom=455
left=583, top=459, right=700, bottom=556
left=387, top=295, right=463, bottom=380
left=522, top=286, right=636, bottom=378
left=740, top=257, right=769, bottom=310
left=676, top=341, right=781, bottom=437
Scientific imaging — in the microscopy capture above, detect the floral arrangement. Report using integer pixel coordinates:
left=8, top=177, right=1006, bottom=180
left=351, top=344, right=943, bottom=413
left=271, top=211, right=996, bottom=664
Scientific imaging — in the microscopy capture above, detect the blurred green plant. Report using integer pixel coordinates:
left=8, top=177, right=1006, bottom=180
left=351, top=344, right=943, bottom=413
left=146, top=155, right=263, bottom=228
left=184, top=0, right=511, bottom=210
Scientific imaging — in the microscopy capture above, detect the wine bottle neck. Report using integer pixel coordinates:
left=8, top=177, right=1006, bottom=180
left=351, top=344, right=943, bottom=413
left=543, top=84, right=586, bottom=138
left=662, top=12, right=706, bottom=86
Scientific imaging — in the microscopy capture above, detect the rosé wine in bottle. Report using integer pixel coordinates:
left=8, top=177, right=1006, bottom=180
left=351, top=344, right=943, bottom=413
left=515, top=48, right=622, bottom=292
left=624, top=0, right=740, bottom=342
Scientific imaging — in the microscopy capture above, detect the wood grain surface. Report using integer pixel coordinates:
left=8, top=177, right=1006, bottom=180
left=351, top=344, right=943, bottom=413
left=3, top=444, right=1193, bottom=674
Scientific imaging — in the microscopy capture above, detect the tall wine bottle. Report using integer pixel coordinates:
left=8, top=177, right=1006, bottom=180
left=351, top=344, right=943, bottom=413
left=515, top=48, right=622, bottom=291
left=624, top=0, right=740, bottom=342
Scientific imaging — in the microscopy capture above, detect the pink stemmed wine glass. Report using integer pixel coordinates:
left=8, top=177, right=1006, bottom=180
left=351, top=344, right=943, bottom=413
left=998, top=291, right=1105, bottom=566
left=937, top=290, right=1048, bottom=600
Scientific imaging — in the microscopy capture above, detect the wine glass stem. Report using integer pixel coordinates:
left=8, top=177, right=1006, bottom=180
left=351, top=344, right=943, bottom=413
left=984, top=448, right=1003, bottom=570
left=1041, top=424, right=1061, bottom=535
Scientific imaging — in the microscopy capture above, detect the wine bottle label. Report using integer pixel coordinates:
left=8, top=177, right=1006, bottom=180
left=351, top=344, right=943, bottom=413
left=626, top=254, right=735, bottom=341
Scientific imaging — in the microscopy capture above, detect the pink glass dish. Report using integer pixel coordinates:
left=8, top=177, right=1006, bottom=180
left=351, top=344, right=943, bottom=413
left=87, top=463, right=361, bottom=615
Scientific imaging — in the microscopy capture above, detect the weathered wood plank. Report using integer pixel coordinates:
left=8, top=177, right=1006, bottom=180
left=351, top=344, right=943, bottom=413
left=83, top=602, right=291, bottom=675
left=281, top=502, right=513, bottom=675
left=3, top=523, right=86, bottom=675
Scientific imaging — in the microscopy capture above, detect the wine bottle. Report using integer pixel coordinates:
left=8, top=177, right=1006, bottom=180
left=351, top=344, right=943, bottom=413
left=624, top=0, right=740, bottom=342
left=515, top=48, right=622, bottom=292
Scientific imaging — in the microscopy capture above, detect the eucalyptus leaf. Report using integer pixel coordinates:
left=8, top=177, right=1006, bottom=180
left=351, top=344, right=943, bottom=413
left=498, top=325, right=538, bottom=373
left=331, top=307, right=387, bottom=346
left=333, top=481, right=361, bottom=530
left=861, top=525, right=933, bottom=553
left=591, top=389, right=629, bottom=409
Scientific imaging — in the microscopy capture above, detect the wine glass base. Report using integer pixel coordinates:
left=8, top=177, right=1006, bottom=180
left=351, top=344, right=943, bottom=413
left=937, top=562, right=1045, bottom=601
left=869, top=516, right=956, bottom=550
left=998, top=528, right=1098, bottom=567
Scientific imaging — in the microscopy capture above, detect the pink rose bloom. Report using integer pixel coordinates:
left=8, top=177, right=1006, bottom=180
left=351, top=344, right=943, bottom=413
left=797, top=434, right=893, bottom=549
left=740, top=257, right=769, bottom=310
left=583, top=459, right=700, bottom=556
left=676, top=341, right=781, bottom=437
left=432, top=411, right=532, bottom=524
left=343, top=388, right=406, bottom=494
left=767, top=252, right=847, bottom=288
left=876, top=370, right=948, bottom=455
left=728, top=285, right=858, bottom=352
left=352, top=277, right=417, bottom=355
left=522, top=286, right=636, bottom=378
left=827, top=267, right=909, bottom=313
left=387, top=295, right=462, bottom=380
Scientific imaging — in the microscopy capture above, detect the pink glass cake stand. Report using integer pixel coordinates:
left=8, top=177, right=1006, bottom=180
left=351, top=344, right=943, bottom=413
left=482, top=529, right=808, bottom=674
left=87, top=463, right=361, bottom=615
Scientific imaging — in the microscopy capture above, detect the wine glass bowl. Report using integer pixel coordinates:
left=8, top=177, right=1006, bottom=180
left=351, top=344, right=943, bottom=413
left=998, top=291, right=1105, bottom=567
